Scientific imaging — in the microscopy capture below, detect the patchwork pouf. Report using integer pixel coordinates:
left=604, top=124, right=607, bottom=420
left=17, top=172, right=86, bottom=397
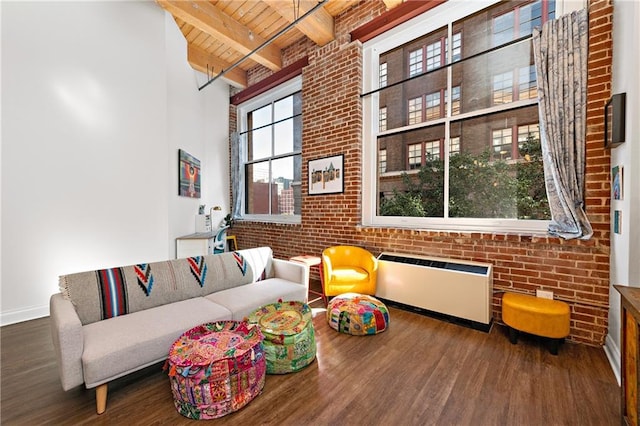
left=327, top=293, right=390, bottom=335
left=167, top=321, right=265, bottom=420
left=247, top=301, right=316, bottom=374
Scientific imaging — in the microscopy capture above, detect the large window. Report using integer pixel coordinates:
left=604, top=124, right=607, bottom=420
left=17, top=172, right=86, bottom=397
left=363, top=0, right=563, bottom=233
left=237, top=78, right=302, bottom=223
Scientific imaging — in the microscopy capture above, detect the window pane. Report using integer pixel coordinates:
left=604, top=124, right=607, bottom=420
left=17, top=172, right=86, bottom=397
left=518, top=65, right=537, bottom=100
left=448, top=105, right=547, bottom=219
left=409, top=49, right=423, bottom=77
left=425, top=140, right=440, bottom=160
left=493, top=11, right=514, bottom=46
left=379, top=107, right=387, bottom=132
left=379, top=67, right=446, bottom=130
left=493, top=72, right=513, bottom=105
left=274, top=96, right=293, bottom=121
left=426, top=40, right=442, bottom=71
left=249, top=125, right=272, bottom=161
left=379, top=148, right=387, bottom=174
left=377, top=124, right=445, bottom=218
left=408, top=97, right=423, bottom=125
left=245, top=161, right=271, bottom=214
left=519, top=0, right=543, bottom=37
left=379, top=62, right=388, bottom=88
left=252, top=104, right=271, bottom=128
left=274, top=119, right=293, bottom=155
left=452, top=39, right=532, bottom=114
left=425, top=92, right=441, bottom=120
left=271, top=156, right=301, bottom=215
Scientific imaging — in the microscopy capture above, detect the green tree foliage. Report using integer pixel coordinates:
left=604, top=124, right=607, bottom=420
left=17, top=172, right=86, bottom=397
left=379, top=136, right=550, bottom=220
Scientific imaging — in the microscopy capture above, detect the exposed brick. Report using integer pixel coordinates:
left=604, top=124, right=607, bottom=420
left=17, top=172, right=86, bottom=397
left=229, top=0, right=612, bottom=347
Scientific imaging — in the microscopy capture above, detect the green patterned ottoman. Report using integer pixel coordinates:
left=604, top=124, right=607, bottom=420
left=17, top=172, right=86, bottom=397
left=248, top=301, right=316, bottom=374
left=327, top=293, right=390, bottom=335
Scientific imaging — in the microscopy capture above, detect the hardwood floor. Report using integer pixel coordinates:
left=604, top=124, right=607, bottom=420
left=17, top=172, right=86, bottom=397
left=1, top=293, right=620, bottom=425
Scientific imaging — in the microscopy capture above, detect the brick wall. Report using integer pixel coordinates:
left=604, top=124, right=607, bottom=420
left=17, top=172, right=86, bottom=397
left=229, top=0, right=613, bottom=346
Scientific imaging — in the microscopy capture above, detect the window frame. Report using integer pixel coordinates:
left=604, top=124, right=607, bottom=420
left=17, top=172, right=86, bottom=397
left=361, top=0, right=577, bottom=234
left=236, top=77, right=302, bottom=224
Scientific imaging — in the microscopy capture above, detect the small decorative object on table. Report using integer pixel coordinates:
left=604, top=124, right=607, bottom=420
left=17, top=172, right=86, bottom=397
left=167, top=321, right=265, bottom=420
left=327, top=293, right=389, bottom=335
left=247, top=300, right=316, bottom=374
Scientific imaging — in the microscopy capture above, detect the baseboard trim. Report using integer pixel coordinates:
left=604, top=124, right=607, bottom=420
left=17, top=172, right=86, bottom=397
left=604, top=333, right=621, bottom=386
left=0, top=304, right=49, bottom=327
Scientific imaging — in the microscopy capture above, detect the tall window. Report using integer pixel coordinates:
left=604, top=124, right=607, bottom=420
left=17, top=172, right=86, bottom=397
left=408, top=143, right=422, bottom=169
left=408, top=97, right=423, bottom=124
left=492, top=72, right=513, bottom=104
left=426, top=40, right=442, bottom=71
left=237, top=78, right=302, bottom=223
left=409, top=49, right=423, bottom=77
left=425, top=92, right=441, bottom=120
left=492, top=128, right=513, bottom=160
left=364, top=0, right=563, bottom=232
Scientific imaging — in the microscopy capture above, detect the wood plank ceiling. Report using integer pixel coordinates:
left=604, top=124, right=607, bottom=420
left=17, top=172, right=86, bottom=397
left=156, top=0, right=403, bottom=88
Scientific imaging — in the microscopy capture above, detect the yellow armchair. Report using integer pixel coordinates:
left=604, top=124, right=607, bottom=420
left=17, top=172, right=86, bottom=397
left=322, top=246, right=378, bottom=297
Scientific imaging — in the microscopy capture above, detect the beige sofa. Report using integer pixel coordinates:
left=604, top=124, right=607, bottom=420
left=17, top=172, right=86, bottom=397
left=49, top=247, right=308, bottom=414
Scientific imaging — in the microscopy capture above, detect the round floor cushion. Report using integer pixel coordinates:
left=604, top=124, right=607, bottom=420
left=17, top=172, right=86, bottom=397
left=247, top=300, right=316, bottom=374
left=327, top=293, right=390, bottom=335
left=167, top=321, right=266, bottom=420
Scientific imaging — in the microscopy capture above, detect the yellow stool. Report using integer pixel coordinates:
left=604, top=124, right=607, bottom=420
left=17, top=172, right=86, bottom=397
left=502, top=292, right=570, bottom=355
left=226, top=235, right=238, bottom=251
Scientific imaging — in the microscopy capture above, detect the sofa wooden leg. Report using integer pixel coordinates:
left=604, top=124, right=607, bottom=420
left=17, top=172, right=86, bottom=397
left=508, top=326, right=519, bottom=344
left=96, top=383, right=108, bottom=414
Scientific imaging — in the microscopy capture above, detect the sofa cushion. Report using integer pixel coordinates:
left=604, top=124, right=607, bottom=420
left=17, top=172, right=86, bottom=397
left=81, top=297, right=232, bottom=388
left=205, top=278, right=307, bottom=321
left=60, top=252, right=253, bottom=325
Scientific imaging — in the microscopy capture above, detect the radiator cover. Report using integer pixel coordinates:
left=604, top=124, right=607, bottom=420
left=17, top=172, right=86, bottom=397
left=376, top=252, right=493, bottom=327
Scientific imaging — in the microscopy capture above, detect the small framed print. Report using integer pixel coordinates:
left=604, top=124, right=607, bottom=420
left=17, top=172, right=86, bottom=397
left=178, top=149, right=201, bottom=198
left=308, top=154, right=344, bottom=195
left=612, top=165, right=623, bottom=200
left=614, top=210, right=622, bottom=235
left=604, top=93, right=626, bottom=149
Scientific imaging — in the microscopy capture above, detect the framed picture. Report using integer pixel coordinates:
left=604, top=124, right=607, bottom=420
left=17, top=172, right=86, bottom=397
left=178, top=149, right=201, bottom=198
left=612, top=165, right=623, bottom=200
left=604, top=93, right=626, bottom=149
left=308, top=154, right=344, bottom=195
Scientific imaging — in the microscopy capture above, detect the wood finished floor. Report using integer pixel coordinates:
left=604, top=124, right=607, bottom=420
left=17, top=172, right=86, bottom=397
left=1, top=292, right=620, bottom=425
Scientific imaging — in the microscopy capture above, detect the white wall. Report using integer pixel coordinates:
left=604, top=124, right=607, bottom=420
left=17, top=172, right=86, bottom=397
left=0, top=1, right=230, bottom=325
left=605, top=0, right=640, bottom=383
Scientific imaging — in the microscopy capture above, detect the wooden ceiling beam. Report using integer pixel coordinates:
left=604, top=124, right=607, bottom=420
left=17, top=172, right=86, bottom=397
left=382, top=0, right=404, bottom=9
left=264, top=0, right=335, bottom=46
left=157, top=0, right=283, bottom=71
left=187, top=44, right=248, bottom=88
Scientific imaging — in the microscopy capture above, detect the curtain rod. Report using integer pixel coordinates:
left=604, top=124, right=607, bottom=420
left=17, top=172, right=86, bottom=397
left=199, top=0, right=328, bottom=91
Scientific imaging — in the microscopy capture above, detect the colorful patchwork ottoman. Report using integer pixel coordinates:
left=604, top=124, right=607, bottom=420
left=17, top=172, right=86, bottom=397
left=247, top=300, right=316, bottom=374
left=167, top=321, right=266, bottom=420
left=327, top=293, right=390, bottom=335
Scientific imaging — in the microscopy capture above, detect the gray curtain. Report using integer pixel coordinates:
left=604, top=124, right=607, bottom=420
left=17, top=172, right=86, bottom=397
left=230, top=131, right=243, bottom=219
left=533, top=8, right=592, bottom=240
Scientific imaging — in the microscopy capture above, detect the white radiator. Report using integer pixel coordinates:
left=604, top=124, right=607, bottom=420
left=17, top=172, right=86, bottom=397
left=376, top=252, right=493, bottom=327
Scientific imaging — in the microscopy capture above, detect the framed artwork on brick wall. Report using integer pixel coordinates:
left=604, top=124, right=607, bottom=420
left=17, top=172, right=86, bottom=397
left=308, top=154, right=344, bottom=195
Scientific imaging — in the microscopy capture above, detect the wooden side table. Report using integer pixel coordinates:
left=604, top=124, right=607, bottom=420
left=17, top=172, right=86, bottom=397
left=290, top=255, right=327, bottom=306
